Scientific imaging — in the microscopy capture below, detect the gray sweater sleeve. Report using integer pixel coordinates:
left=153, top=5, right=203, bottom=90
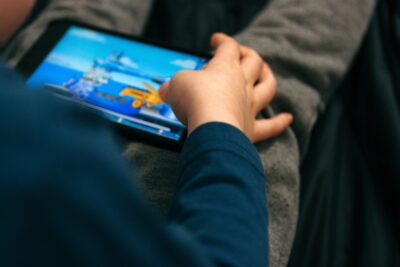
left=1, top=0, right=153, bottom=66
left=234, top=1, right=376, bottom=266
left=235, top=0, right=377, bottom=155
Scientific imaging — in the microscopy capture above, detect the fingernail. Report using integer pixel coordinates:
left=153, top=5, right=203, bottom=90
left=286, top=113, right=294, bottom=122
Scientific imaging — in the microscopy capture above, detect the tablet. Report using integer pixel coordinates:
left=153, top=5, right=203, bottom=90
left=17, top=20, right=210, bottom=150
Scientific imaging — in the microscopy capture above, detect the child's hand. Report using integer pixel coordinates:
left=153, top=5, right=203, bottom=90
left=159, top=33, right=293, bottom=143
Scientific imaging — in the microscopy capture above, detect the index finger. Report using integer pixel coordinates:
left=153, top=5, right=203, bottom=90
left=208, top=33, right=241, bottom=67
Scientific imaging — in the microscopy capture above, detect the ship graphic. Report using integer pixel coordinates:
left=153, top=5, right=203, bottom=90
left=63, top=52, right=171, bottom=118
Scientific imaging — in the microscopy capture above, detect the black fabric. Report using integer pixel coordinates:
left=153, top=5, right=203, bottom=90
left=288, top=0, right=400, bottom=266
left=24, top=0, right=51, bottom=26
left=143, top=0, right=268, bottom=53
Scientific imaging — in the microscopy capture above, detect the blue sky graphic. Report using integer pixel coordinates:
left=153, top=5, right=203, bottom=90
left=42, top=26, right=206, bottom=87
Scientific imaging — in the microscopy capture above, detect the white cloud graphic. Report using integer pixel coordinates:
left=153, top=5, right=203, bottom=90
left=70, top=28, right=107, bottom=43
left=119, top=57, right=139, bottom=69
left=171, top=59, right=197, bottom=69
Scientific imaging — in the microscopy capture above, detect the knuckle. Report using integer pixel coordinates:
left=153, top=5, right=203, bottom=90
left=255, top=57, right=264, bottom=70
left=269, top=71, right=278, bottom=94
left=233, top=42, right=241, bottom=51
left=248, top=48, right=258, bottom=57
left=174, top=70, right=190, bottom=80
left=249, top=49, right=263, bottom=61
left=170, top=71, right=191, bottom=88
left=271, top=80, right=277, bottom=95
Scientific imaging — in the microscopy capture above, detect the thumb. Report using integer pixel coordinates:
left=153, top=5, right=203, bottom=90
left=252, top=113, right=293, bottom=143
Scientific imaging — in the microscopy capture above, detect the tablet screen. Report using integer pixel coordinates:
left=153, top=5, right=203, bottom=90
left=26, top=26, right=208, bottom=141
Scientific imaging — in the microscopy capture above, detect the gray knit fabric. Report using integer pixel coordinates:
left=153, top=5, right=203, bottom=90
left=1, top=0, right=152, bottom=65
left=234, top=1, right=377, bottom=265
left=1, top=1, right=376, bottom=266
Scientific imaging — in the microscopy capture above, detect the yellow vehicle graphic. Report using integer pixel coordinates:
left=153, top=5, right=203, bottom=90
left=119, top=82, right=164, bottom=109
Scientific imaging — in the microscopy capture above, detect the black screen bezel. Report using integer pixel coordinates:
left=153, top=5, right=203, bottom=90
left=17, top=20, right=212, bottom=151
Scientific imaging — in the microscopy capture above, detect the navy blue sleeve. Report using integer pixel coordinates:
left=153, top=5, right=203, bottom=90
left=0, top=64, right=268, bottom=267
left=170, top=123, right=268, bottom=267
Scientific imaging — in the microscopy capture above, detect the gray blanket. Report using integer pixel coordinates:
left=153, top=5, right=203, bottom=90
left=1, top=0, right=376, bottom=266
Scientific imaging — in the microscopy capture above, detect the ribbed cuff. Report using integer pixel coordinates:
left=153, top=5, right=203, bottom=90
left=179, top=122, right=264, bottom=177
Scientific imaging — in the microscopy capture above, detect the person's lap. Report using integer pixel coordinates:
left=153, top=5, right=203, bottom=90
left=0, top=1, right=298, bottom=267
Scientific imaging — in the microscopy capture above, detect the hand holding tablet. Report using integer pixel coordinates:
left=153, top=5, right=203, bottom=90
left=17, top=21, right=292, bottom=149
left=160, top=33, right=293, bottom=143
